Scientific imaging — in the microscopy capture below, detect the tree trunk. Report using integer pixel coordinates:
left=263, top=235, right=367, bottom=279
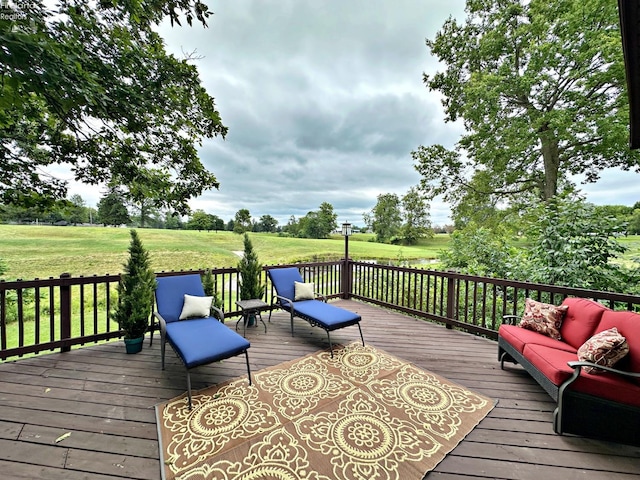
left=539, top=130, right=560, bottom=200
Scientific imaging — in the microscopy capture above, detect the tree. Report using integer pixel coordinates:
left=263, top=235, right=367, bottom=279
left=298, top=202, right=338, bottom=239
left=211, top=215, right=224, bottom=231
left=364, top=194, right=402, bottom=243
left=65, top=194, right=88, bottom=225
left=401, top=187, right=432, bottom=245
left=1, top=1, right=225, bottom=214
left=257, top=215, right=278, bottom=233
left=441, top=224, right=519, bottom=279
left=164, top=212, right=184, bottom=230
left=97, top=190, right=130, bottom=226
left=283, top=215, right=300, bottom=236
left=233, top=209, right=252, bottom=234
left=630, top=209, right=640, bottom=235
left=520, top=195, right=637, bottom=292
left=187, top=210, right=210, bottom=231
left=412, top=0, right=640, bottom=215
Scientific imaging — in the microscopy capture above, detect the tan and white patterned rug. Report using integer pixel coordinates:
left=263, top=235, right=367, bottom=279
left=155, top=342, right=494, bottom=480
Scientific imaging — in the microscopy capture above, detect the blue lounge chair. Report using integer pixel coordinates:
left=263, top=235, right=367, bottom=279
left=267, top=267, right=364, bottom=356
left=154, top=274, right=251, bottom=409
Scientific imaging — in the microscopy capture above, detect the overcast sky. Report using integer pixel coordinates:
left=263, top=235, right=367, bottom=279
left=71, top=0, right=640, bottom=226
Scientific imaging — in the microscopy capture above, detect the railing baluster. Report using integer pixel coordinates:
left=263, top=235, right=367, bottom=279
left=17, top=287, right=24, bottom=350
left=34, top=284, right=41, bottom=345
left=2, top=261, right=640, bottom=360
left=93, top=281, right=99, bottom=337
left=49, top=282, right=55, bottom=347
left=0, top=287, right=6, bottom=356
left=79, top=283, right=85, bottom=338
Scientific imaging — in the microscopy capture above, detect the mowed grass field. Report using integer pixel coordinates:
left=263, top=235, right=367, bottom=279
left=0, top=225, right=452, bottom=281
left=2, top=224, right=639, bottom=282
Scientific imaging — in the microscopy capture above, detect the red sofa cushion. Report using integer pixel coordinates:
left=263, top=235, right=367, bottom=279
left=499, top=324, right=577, bottom=354
left=559, top=297, right=610, bottom=349
left=597, top=310, right=640, bottom=383
left=523, top=344, right=640, bottom=407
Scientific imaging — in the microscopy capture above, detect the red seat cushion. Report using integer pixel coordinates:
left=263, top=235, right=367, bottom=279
left=524, top=344, right=640, bottom=407
left=499, top=324, right=577, bottom=355
left=597, top=310, right=640, bottom=384
left=559, top=298, right=610, bottom=349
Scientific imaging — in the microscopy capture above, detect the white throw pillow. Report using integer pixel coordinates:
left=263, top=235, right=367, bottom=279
left=294, top=281, right=315, bottom=301
left=179, top=294, right=213, bottom=320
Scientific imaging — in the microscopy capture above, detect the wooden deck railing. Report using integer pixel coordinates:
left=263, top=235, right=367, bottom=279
left=349, top=262, right=640, bottom=338
left=2, top=259, right=640, bottom=360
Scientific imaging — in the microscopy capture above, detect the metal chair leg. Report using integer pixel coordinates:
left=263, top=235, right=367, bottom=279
left=357, top=323, right=364, bottom=346
left=327, top=331, right=334, bottom=358
left=187, top=370, right=192, bottom=410
left=290, top=312, right=295, bottom=337
left=245, top=351, right=252, bottom=386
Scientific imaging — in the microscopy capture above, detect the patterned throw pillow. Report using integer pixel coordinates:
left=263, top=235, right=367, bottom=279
left=577, top=327, right=629, bottom=374
left=518, top=298, right=568, bottom=340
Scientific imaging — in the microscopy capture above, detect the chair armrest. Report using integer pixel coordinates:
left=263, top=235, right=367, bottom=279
left=275, top=294, right=295, bottom=308
left=315, top=293, right=327, bottom=302
left=154, top=311, right=168, bottom=336
left=502, top=315, right=520, bottom=325
left=211, top=306, right=225, bottom=323
left=567, top=361, right=640, bottom=379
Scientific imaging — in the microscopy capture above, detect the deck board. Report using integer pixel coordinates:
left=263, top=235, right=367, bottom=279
left=0, top=300, right=639, bottom=479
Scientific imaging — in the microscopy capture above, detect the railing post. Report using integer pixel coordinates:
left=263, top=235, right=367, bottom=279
left=342, top=258, right=349, bottom=299
left=342, top=227, right=351, bottom=299
left=446, top=273, right=456, bottom=330
left=60, top=273, right=72, bottom=352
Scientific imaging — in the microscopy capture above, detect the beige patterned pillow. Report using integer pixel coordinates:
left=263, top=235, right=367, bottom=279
left=294, top=281, right=315, bottom=301
left=577, top=327, right=629, bottom=374
left=518, top=298, right=568, bottom=340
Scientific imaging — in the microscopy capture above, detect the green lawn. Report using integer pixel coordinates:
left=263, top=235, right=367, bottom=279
left=0, top=225, right=451, bottom=281
left=3, top=224, right=638, bottom=282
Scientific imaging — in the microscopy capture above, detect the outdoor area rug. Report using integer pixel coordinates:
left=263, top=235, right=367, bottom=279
left=155, top=342, right=495, bottom=480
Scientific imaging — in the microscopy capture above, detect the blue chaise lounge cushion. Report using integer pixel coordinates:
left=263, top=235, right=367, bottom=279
left=166, top=318, right=250, bottom=369
left=292, top=300, right=361, bottom=330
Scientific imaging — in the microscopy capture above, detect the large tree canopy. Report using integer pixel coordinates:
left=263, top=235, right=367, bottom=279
left=0, top=0, right=225, bottom=214
left=413, top=0, right=640, bottom=218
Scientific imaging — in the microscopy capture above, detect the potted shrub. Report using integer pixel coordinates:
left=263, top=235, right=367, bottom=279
left=112, top=229, right=156, bottom=353
left=238, top=233, right=265, bottom=325
left=202, top=268, right=223, bottom=310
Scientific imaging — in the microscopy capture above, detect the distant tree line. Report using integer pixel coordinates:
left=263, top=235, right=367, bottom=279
left=3, top=190, right=640, bottom=242
left=0, top=194, right=345, bottom=239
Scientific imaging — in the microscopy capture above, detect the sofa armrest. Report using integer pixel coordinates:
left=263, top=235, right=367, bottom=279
left=567, top=361, right=640, bottom=380
left=502, top=315, right=520, bottom=326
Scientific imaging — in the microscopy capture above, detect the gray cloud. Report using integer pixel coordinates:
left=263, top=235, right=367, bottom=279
left=62, top=0, right=639, bottom=228
left=158, top=0, right=468, bottom=226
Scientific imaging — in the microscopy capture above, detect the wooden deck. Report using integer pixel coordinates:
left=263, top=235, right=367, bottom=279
left=0, top=300, right=639, bottom=479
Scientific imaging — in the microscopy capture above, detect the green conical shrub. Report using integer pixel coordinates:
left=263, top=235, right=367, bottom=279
left=238, top=233, right=265, bottom=300
left=112, top=230, right=156, bottom=339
